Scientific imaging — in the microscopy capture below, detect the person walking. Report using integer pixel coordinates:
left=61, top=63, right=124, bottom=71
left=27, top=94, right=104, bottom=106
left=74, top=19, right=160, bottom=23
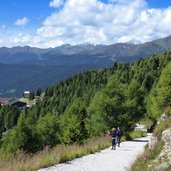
left=116, top=127, right=123, bottom=147
left=109, top=127, right=117, bottom=150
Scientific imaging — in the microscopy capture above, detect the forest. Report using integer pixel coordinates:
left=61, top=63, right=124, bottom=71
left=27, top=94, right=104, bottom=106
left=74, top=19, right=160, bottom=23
left=0, top=51, right=171, bottom=157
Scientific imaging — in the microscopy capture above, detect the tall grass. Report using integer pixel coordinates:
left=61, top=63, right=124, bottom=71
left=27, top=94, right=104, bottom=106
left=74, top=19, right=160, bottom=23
left=130, top=139, right=164, bottom=171
left=0, top=135, right=111, bottom=171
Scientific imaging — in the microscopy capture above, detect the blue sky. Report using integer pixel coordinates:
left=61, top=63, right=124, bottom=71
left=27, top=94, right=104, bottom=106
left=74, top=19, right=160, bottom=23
left=0, top=0, right=171, bottom=48
left=146, top=0, right=171, bottom=8
left=0, top=0, right=53, bottom=28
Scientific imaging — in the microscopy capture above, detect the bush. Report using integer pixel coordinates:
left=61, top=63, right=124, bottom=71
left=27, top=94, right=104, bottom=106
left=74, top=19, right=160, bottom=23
left=127, top=130, right=147, bottom=140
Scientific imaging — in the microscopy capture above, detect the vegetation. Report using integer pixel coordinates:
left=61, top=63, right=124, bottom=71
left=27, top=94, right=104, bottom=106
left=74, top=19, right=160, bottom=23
left=0, top=105, right=20, bottom=138
left=0, top=51, right=171, bottom=170
left=149, top=62, right=171, bottom=117
left=35, top=87, right=42, bottom=97
left=28, top=91, right=35, bottom=100
left=0, top=63, right=101, bottom=97
left=130, top=108, right=171, bottom=171
left=0, top=135, right=111, bottom=171
left=130, top=60, right=171, bottom=171
left=129, top=130, right=147, bottom=139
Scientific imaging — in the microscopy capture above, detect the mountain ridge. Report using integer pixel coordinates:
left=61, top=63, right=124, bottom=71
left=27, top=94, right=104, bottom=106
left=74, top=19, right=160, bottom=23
left=1, top=35, right=171, bottom=65
left=1, top=35, right=171, bottom=97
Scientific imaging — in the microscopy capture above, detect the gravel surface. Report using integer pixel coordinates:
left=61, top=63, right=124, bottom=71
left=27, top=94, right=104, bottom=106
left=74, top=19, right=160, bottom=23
left=39, top=134, right=152, bottom=171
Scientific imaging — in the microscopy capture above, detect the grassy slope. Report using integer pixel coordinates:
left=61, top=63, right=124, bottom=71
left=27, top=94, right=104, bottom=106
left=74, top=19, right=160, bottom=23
left=0, top=135, right=111, bottom=171
left=130, top=111, right=171, bottom=171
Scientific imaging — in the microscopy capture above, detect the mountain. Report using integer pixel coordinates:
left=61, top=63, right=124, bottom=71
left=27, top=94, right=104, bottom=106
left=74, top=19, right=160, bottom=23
left=0, top=35, right=171, bottom=97
left=0, top=63, right=101, bottom=97
left=1, top=35, right=171, bottom=65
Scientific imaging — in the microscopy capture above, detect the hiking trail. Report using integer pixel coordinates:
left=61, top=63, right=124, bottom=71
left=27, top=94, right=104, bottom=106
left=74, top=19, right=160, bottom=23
left=39, top=133, right=152, bottom=171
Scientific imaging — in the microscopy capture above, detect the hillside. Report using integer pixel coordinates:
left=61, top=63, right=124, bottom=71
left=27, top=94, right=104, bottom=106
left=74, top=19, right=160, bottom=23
left=131, top=63, right=171, bottom=171
left=131, top=110, right=171, bottom=171
left=0, top=63, right=101, bottom=97
left=1, top=35, right=171, bottom=97
left=0, top=51, right=171, bottom=170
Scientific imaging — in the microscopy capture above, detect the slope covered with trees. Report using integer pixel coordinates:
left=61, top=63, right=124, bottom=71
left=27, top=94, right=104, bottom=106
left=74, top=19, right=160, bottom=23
left=1, top=35, right=171, bottom=97
left=0, top=51, right=171, bottom=157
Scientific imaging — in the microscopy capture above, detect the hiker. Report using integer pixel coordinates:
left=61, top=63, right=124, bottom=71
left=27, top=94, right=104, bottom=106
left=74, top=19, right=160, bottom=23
left=116, top=127, right=123, bottom=147
left=109, top=127, right=117, bottom=150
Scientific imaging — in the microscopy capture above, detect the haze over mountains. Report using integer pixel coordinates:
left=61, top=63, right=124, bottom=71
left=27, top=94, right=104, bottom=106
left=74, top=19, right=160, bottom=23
left=0, top=35, right=171, bottom=97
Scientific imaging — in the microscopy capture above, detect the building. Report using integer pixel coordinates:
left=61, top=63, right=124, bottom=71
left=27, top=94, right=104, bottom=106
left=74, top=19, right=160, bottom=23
left=0, top=98, right=17, bottom=105
left=0, top=98, right=28, bottom=110
left=11, top=101, right=27, bottom=110
left=23, top=91, right=30, bottom=98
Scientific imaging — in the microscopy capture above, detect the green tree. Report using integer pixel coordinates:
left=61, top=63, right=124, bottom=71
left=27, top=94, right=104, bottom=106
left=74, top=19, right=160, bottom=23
left=86, top=92, right=109, bottom=137
left=126, top=79, right=146, bottom=121
left=59, top=100, right=88, bottom=144
left=148, top=62, right=171, bottom=117
left=28, top=91, right=35, bottom=100
left=36, top=113, right=59, bottom=148
left=86, top=76, right=131, bottom=136
left=35, top=87, right=42, bottom=96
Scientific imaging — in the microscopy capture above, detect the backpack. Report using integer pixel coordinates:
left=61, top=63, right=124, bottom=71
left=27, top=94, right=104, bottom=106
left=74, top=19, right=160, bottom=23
left=117, top=129, right=123, bottom=136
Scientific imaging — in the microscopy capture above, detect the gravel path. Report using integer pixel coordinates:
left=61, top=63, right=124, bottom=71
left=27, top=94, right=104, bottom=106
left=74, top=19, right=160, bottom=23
left=39, top=134, right=152, bottom=171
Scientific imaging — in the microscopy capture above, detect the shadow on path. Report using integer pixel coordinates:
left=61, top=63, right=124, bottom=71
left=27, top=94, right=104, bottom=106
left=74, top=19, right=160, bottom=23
left=129, top=139, right=149, bottom=142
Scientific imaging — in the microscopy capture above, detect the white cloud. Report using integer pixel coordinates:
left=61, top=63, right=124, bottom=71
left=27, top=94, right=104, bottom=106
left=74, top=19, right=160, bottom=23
left=49, top=0, right=64, bottom=8
left=12, top=33, right=31, bottom=44
left=1, top=0, right=171, bottom=48
left=36, top=0, right=150, bottom=46
left=15, top=17, right=29, bottom=26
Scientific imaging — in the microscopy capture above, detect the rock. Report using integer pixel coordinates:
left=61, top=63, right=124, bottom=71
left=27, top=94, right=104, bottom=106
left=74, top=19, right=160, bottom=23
left=162, top=129, right=171, bottom=143
left=168, top=152, right=171, bottom=162
left=152, top=128, right=171, bottom=171
left=161, top=113, right=167, bottom=121
left=148, top=164, right=153, bottom=168
left=148, top=136, right=158, bottom=149
left=154, top=162, right=170, bottom=171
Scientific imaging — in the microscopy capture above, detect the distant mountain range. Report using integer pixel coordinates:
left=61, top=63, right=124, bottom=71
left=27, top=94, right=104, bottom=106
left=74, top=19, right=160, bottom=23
left=1, top=35, right=171, bottom=65
left=0, top=35, right=171, bottom=97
